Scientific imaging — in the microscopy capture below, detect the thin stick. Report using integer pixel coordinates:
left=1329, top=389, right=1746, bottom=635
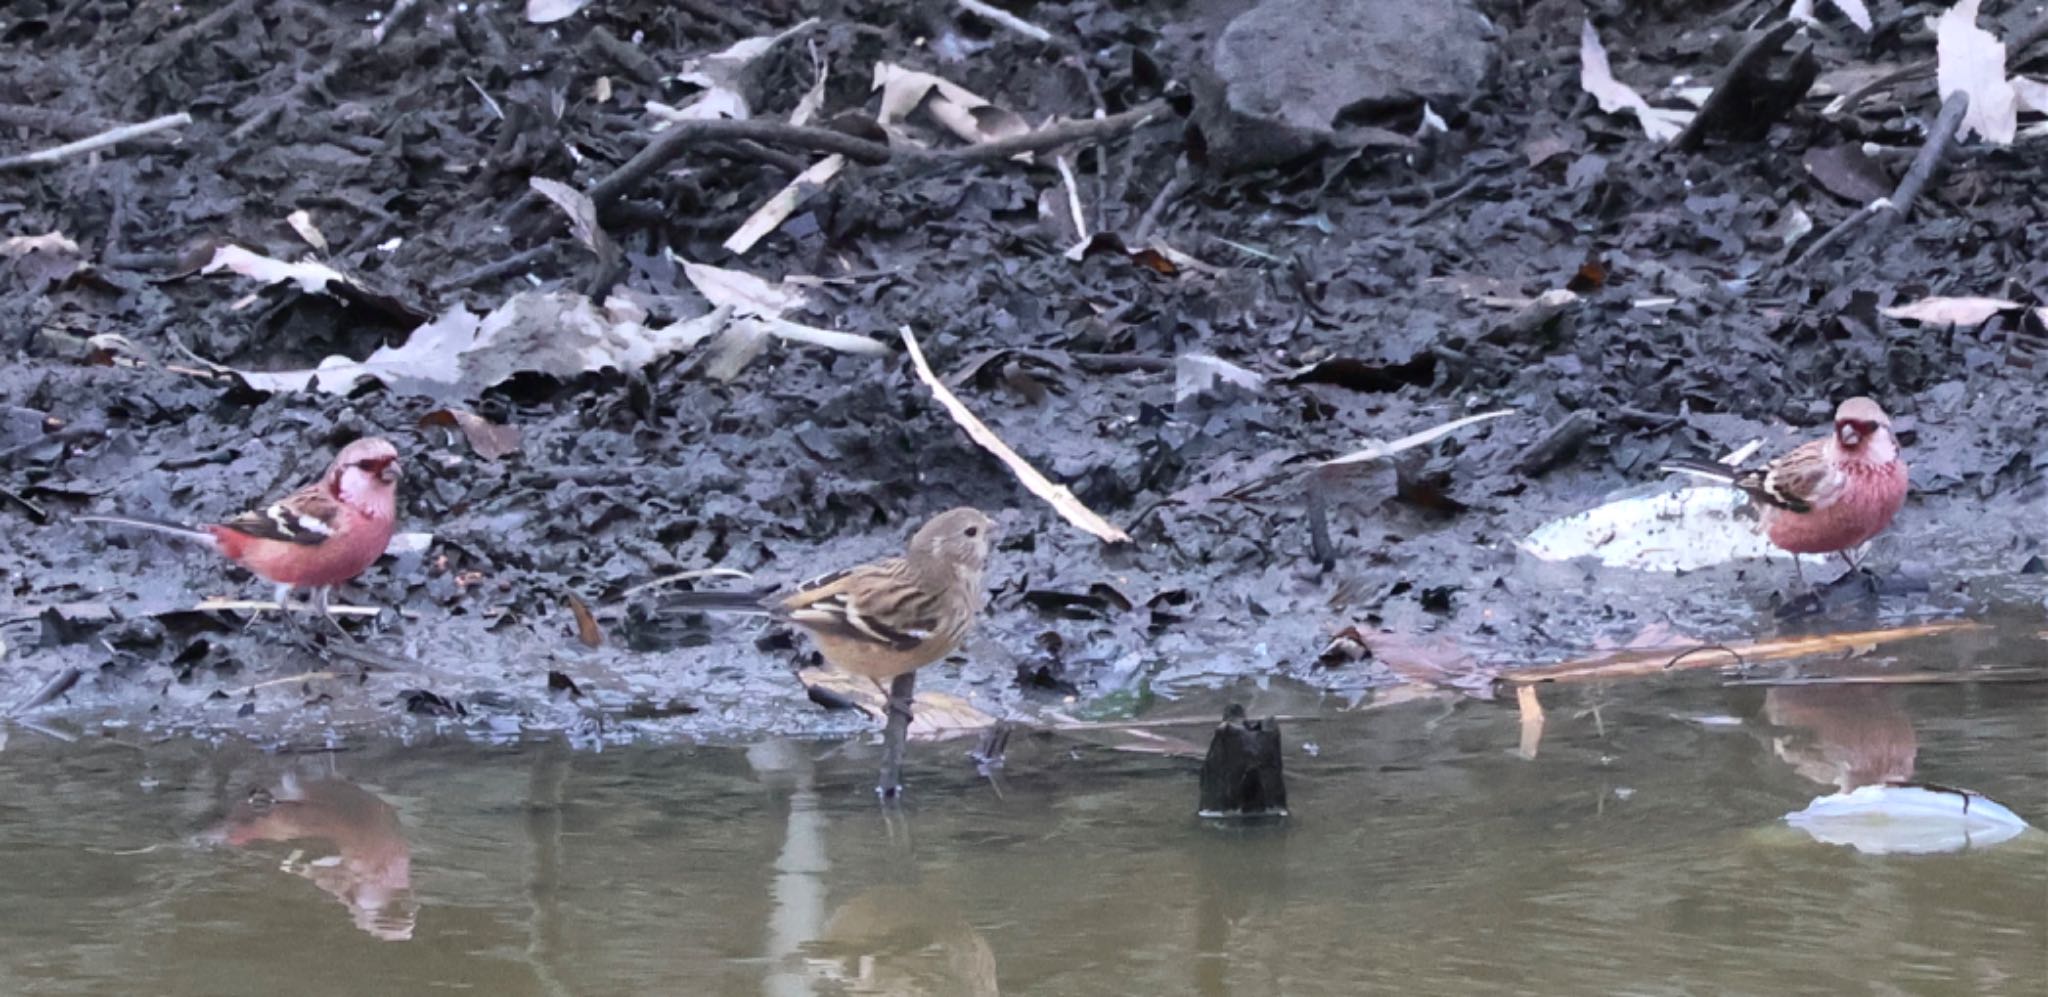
left=919, top=100, right=1169, bottom=164
left=956, top=0, right=1055, bottom=42
left=900, top=326, right=1132, bottom=543
left=1794, top=91, right=1967, bottom=268
left=0, top=113, right=192, bottom=171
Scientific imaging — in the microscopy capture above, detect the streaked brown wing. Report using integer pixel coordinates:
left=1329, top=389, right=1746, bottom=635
left=218, top=484, right=342, bottom=546
left=1734, top=438, right=1834, bottom=514
left=782, top=559, right=940, bottom=653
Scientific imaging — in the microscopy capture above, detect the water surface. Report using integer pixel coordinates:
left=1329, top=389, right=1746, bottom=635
left=0, top=645, right=2042, bottom=995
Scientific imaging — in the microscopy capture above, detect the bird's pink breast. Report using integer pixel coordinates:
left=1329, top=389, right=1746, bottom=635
left=1765, top=460, right=1908, bottom=554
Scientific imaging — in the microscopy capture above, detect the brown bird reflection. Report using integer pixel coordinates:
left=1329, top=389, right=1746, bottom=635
left=805, top=884, right=1000, bottom=996
left=1763, top=685, right=1918, bottom=792
left=215, top=773, right=417, bottom=942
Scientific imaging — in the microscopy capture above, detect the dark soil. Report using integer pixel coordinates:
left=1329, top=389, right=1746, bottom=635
left=2, top=0, right=2044, bottom=745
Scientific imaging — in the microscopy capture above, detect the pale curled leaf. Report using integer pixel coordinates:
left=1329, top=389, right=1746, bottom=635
left=1934, top=0, right=2017, bottom=145
left=285, top=210, right=327, bottom=253
left=230, top=292, right=728, bottom=398
left=1319, top=409, right=1517, bottom=468
left=0, top=231, right=80, bottom=256
left=524, top=0, right=591, bottom=24
left=528, top=177, right=611, bottom=258
left=1791, top=0, right=1873, bottom=31
left=900, top=326, right=1131, bottom=543
left=200, top=244, right=351, bottom=295
left=419, top=408, right=523, bottom=460
left=680, top=260, right=888, bottom=355
left=1880, top=296, right=2021, bottom=326
left=1578, top=21, right=1695, bottom=142
left=723, top=154, right=847, bottom=256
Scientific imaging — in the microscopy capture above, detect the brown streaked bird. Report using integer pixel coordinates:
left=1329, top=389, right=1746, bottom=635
left=670, top=507, right=997, bottom=793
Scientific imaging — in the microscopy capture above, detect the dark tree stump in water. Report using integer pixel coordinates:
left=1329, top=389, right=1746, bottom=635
left=1198, top=705, right=1289, bottom=818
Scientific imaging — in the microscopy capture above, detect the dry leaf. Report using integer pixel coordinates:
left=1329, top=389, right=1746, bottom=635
left=524, top=0, right=591, bottom=24
left=1791, top=0, right=1872, bottom=31
left=1, top=232, right=81, bottom=256
left=1880, top=296, right=2021, bottom=326
left=871, top=62, right=1026, bottom=146
left=2012, top=76, right=2048, bottom=113
left=230, top=292, right=727, bottom=398
left=679, top=260, right=888, bottom=355
left=900, top=325, right=1131, bottom=543
left=200, top=244, right=350, bottom=295
left=1934, top=0, right=2018, bottom=145
left=1319, top=409, right=1517, bottom=468
left=798, top=667, right=995, bottom=739
left=419, top=408, right=523, bottom=460
left=565, top=593, right=603, bottom=648
left=1578, top=21, right=1695, bottom=142
left=659, top=18, right=820, bottom=124
left=723, top=154, right=847, bottom=256
left=285, top=210, right=327, bottom=253
left=528, top=177, right=614, bottom=261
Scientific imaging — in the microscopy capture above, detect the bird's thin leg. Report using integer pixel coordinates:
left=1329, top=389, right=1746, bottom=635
left=1791, top=555, right=1810, bottom=592
left=876, top=671, right=917, bottom=798
left=268, top=583, right=301, bottom=633
left=313, top=587, right=355, bottom=641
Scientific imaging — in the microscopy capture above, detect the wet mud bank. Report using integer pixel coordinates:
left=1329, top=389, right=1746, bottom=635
left=2, top=0, right=2044, bottom=744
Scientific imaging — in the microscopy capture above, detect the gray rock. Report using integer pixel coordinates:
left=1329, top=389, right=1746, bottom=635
left=1195, top=0, right=1499, bottom=173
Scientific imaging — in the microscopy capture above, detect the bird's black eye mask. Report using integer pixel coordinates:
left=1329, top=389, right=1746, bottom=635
left=1836, top=419, right=1880, bottom=447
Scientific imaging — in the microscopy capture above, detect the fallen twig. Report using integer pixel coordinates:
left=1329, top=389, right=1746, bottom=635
left=588, top=120, right=893, bottom=212
left=1503, top=620, right=1981, bottom=685
left=900, top=326, right=1132, bottom=543
left=1794, top=91, right=1967, bottom=268
left=0, top=113, right=192, bottom=171
left=956, top=0, right=1055, bottom=43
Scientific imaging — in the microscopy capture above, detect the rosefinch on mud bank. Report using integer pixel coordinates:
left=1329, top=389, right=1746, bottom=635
left=1660, top=397, right=1908, bottom=585
left=671, top=507, right=996, bottom=795
left=78, top=437, right=403, bottom=631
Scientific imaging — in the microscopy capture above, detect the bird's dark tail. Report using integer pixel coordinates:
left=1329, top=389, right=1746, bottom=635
left=666, top=588, right=780, bottom=615
left=1657, top=458, right=1740, bottom=483
left=77, top=514, right=218, bottom=546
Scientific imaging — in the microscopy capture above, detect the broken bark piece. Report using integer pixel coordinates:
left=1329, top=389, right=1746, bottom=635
left=1673, top=21, right=1817, bottom=151
left=1515, top=410, right=1599, bottom=477
left=1198, top=705, right=1289, bottom=818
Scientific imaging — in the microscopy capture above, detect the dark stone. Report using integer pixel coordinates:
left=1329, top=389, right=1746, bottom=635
left=1195, top=0, right=1498, bottom=173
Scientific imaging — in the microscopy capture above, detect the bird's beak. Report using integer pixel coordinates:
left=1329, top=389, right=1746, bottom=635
left=377, top=460, right=402, bottom=484
left=1837, top=423, right=1863, bottom=448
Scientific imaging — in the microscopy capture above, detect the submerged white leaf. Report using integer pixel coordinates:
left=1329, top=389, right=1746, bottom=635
left=1881, top=296, right=2022, bottom=326
left=1786, top=784, right=2033, bottom=855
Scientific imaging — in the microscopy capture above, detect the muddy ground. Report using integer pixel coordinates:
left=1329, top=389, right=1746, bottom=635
left=2, top=0, right=2044, bottom=747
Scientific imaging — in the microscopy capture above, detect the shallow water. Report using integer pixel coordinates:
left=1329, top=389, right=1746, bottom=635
left=0, top=630, right=2043, bottom=996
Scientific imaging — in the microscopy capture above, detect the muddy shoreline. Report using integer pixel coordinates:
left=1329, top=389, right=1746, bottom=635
left=3, top=1, right=2044, bottom=745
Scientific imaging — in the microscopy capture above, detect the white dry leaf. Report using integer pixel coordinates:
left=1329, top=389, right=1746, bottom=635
left=1578, top=21, right=1695, bottom=142
left=524, top=0, right=591, bottom=24
left=201, top=244, right=351, bottom=296
left=285, top=210, right=327, bottom=253
left=1880, top=296, right=2022, bottom=326
left=679, top=260, right=889, bottom=355
left=1319, top=409, right=1517, bottom=469
left=0, top=231, right=81, bottom=256
left=230, top=292, right=728, bottom=398
left=790, top=41, right=829, bottom=128
left=722, top=153, right=847, bottom=255
left=1934, top=0, right=2018, bottom=145
left=662, top=17, right=820, bottom=125
left=900, top=325, right=1132, bottom=544
left=1174, top=353, right=1267, bottom=402
left=2013, top=76, right=2048, bottom=114
left=528, top=177, right=613, bottom=259
left=872, top=62, right=1026, bottom=146
left=1791, top=0, right=1873, bottom=31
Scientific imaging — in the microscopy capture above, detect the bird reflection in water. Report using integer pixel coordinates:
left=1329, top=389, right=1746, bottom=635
left=1763, top=684, right=1919, bottom=791
left=804, top=884, right=1000, bottom=996
left=214, top=772, right=418, bottom=942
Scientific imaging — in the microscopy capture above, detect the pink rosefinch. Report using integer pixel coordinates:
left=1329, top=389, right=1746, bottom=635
left=80, top=437, right=403, bottom=629
left=1662, top=397, right=1908, bottom=585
